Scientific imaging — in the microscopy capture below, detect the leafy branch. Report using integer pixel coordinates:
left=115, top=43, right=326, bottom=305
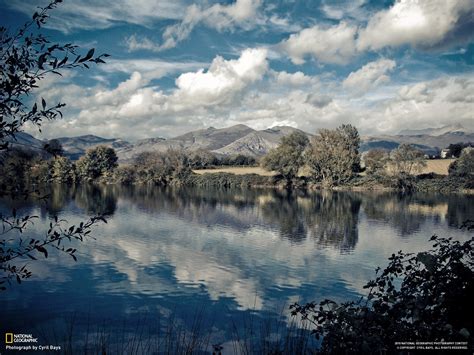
left=0, top=213, right=106, bottom=290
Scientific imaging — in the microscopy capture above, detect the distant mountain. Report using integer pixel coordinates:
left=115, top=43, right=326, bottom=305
left=116, top=124, right=256, bottom=161
left=6, top=132, right=44, bottom=151
left=4, top=123, right=473, bottom=162
left=57, top=135, right=132, bottom=160
left=214, top=126, right=310, bottom=156
left=398, top=123, right=469, bottom=136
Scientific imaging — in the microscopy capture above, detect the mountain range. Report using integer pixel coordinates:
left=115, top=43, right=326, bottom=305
left=7, top=124, right=474, bottom=162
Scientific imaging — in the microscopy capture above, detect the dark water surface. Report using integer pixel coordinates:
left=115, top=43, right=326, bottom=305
left=1, top=185, right=473, bottom=352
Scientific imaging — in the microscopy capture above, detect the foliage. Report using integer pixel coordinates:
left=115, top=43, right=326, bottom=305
left=364, top=149, right=390, bottom=175
left=307, top=124, right=361, bottom=186
left=449, top=149, right=474, bottom=177
left=389, top=144, right=426, bottom=176
left=50, top=155, right=75, bottom=183
left=0, top=0, right=108, bottom=151
left=130, top=149, right=192, bottom=185
left=43, top=138, right=63, bottom=156
left=0, top=214, right=106, bottom=288
left=447, top=143, right=474, bottom=158
left=261, top=131, right=309, bottom=184
left=113, top=165, right=136, bottom=185
left=291, top=235, right=474, bottom=354
left=76, top=145, right=118, bottom=181
left=0, top=0, right=107, bottom=288
left=185, top=172, right=271, bottom=188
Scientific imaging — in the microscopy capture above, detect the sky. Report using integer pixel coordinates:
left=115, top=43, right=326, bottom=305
left=1, top=0, right=474, bottom=140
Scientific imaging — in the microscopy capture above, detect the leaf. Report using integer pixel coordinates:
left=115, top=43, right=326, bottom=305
left=16, top=275, right=21, bottom=284
left=79, top=48, right=94, bottom=63
left=42, top=98, right=46, bottom=110
left=36, top=245, right=48, bottom=258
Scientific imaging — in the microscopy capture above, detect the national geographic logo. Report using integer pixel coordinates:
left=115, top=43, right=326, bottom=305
left=4, top=333, right=38, bottom=344
left=4, top=332, right=61, bottom=352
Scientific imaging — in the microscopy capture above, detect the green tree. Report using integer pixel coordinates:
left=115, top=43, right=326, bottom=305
left=449, top=149, right=474, bottom=177
left=308, top=124, right=361, bottom=186
left=113, top=165, right=136, bottom=185
left=50, top=155, right=75, bottom=183
left=261, top=131, right=309, bottom=184
left=76, top=145, right=118, bottom=181
left=389, top=144, right=426, bottom=176
left=364, top=149, right=390, bottom=175
left=43, top=139, right=64, bottom=156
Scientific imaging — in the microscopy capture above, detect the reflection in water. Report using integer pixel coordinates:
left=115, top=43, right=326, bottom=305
left=1, top=185, right=472, bottom=351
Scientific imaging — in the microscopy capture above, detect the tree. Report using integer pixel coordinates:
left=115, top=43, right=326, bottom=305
left=131, top=149, right=192, bottom=185
left=43, top=139, right=63, bottom=156
left=0, top=0, right=108, bottom=152
left=76, top=145, right=118, bottom=181
left=389, top=144, right=426, bottom=176
left=307, top=124, right=361, bottom=186
left=447, top=143, right=474, bottom=158
left=50, top=155, right=75, bottom=183
left=291, top=234, right=474, bottom=353
left=261, top=131, right=309, bottom=184
left=449, top=149, right=474, bottom=177
left=364, top=149, right=390, bottom=175
left=0, top=0, right=108, bottom=288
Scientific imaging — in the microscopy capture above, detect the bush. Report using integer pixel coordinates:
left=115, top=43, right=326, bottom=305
left=291, top=235, right=474, bottom=353
left=449, top=150, right=474, bottom=177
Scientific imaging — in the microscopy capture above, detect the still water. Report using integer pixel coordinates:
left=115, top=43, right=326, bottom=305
left=1, top=185, right=473, bottom=352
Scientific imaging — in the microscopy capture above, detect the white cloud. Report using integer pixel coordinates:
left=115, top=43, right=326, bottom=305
left=357, top=0, right=473, bottom=51
left=174, top=48, right=268, bottom=105
left=4, top=0, right=188, bottom=33
left=127, top=0, right=263, bottom=52
left=280, top=0, right=473, bottom=65
left=321, top=0, right=368, bottom=21
left=101, top=58, right=206, bottom=81
left=274, top=71, right=316, bottom=86
left=343, top=59, right=396, bottom=93
left=280, top=22, right=358, bottom=64
left=359, top=76, right=474, bottom=132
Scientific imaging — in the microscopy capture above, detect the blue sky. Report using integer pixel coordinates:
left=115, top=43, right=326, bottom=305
left=1, top=0, right=473, bottom=140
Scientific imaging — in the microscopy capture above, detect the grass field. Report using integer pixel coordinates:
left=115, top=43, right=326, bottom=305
left=193, top=166, right=276, bottom=176
left=194, top=159, right=455, bottom=177
left=421, top=159, right=454, bottom=175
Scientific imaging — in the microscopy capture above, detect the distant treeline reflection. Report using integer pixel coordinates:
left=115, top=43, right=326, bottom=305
left=4, top=185, right=473, bottom=252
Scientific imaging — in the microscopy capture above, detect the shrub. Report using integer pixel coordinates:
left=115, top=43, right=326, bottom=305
left=291, top=235, right=474, bottom=353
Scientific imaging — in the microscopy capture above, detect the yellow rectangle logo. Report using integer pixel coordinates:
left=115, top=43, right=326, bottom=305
left=5, top=333, right=13, bottom=344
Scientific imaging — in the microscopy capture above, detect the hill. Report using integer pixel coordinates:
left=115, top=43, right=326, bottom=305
left=6, top=123, right=473, bottom=162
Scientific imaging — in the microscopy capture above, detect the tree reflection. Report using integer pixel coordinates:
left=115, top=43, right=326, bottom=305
left=74, top=184, right=118, bottom=216
left=305, top=192, right=361, bottom=252
left=4, top=185, right=472, bottom=254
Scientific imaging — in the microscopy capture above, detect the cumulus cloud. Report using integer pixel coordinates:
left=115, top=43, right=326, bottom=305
left=357, top=0, right=473, bottom=51
left=174, top=48, right=268, bottom=105
left=281, top=0, right=473, bottom=65
left=280, top=22, right=358, bottom=64
left=359, top=76, right=474, bottom=132
left=273, top=71, right=316, bottom=86
left=343, top=59, right=396, bottom=93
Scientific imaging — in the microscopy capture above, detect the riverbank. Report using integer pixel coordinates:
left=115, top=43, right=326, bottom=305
left=184, top=171, right=473, bottom=194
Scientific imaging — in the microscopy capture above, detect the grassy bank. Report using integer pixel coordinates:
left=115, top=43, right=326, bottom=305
left=189, top=161, right=471, bottom=193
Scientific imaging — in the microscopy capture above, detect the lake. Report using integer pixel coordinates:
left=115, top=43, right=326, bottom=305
left=1, top=185, right=473, bottom=353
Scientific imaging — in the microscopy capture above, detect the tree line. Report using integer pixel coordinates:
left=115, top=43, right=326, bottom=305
left=3, top=126, right=472, bottom=189
left=260, top=126, right=473, bottom=188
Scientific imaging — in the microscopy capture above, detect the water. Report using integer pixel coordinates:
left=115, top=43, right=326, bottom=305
left=1, top=185, right=472, bottom=352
